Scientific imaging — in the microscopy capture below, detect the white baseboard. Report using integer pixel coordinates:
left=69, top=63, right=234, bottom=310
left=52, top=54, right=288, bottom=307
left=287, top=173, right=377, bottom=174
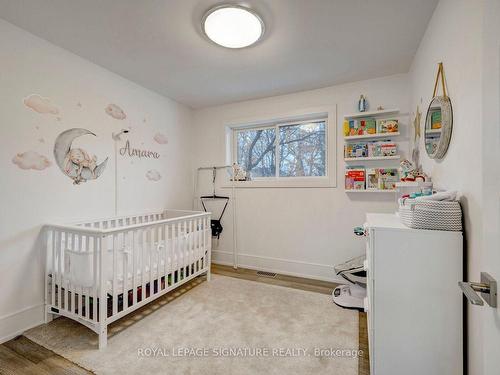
left=0, top=303, right=45, bottom=344
left=212, top=250, right=345, bottom=284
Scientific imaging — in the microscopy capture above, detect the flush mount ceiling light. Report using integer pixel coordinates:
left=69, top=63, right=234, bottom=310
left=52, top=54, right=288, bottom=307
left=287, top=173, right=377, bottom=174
left=202, top=4, right=264, bottom=49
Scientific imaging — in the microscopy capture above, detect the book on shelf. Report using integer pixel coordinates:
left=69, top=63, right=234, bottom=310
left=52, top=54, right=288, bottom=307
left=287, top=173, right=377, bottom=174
left=345, top=141, right=397, bottom=158
left=345, top=166, right=365, bottom=190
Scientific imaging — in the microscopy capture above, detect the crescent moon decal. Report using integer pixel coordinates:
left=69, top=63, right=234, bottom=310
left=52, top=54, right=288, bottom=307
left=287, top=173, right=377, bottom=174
left=54, top=128, right=108, bottom=184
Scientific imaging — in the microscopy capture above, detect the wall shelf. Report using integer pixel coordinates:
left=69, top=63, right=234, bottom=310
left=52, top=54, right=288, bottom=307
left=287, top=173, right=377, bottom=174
left=344, top=132, right=400, bottom=141
left=343, top=106, right=405, bottom=195
left=345, top=189, right=396, bottom=193
left=395, top=181, right=433, bottom=188
left=344, top=108, right=400, bottom=119
left=344, top=155, right=401, bottom=162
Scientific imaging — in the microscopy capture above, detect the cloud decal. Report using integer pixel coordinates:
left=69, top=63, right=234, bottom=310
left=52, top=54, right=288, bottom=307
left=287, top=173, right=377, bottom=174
left=146, top=169, right=161, bottom=181
left=23, top=94, right=59, bottom=115
left=105, top=104, right=126, bottom=120
left=153, top=132, right=168, bottom=144
left=12, top=151, right=52, bottom=170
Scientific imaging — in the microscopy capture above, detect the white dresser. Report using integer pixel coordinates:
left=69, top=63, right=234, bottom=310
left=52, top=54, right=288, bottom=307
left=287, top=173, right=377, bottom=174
left=364, top=213, right=463, bottom=375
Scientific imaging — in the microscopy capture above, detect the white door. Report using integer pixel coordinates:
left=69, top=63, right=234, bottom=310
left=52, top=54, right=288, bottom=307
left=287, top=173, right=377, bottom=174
left=480, top=1, right=500, bottom=374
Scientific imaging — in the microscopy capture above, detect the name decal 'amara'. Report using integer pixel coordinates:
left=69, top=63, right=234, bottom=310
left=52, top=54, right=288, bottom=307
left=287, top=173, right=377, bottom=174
left=119, top=140, right=160, bottom=159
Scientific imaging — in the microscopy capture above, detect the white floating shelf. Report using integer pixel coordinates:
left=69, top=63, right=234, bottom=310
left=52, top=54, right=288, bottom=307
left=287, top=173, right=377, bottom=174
left=344, top=132, right=400, bottom=141
left=344, top=155, right=401, bottom=162
left=344, top=108, right=400, bottom=119
left=345, top=189, right=396, bottom=193
left=395, top=181, right=433, bottom=187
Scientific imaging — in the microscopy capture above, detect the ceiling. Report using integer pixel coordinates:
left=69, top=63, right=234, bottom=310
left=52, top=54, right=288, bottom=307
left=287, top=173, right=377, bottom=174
left=0, top=0, right=438, bottom=108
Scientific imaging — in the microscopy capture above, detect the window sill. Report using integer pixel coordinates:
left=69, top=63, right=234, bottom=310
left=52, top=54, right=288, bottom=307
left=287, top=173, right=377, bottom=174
left=221, top=177, right=336, bottom=189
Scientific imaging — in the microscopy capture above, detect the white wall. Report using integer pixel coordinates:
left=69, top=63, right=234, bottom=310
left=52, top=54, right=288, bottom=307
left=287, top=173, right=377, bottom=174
left=0, top=20, right=193, bottom=342
left=408, top=0, right=484, bottom=373
left=192, top=74, right=409, bottom=281
left=481, top=1, right=500, bottom=374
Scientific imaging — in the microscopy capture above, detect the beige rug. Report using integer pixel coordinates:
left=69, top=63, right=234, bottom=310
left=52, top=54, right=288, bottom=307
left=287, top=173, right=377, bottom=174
left=25, top=275, right=359, bottom=375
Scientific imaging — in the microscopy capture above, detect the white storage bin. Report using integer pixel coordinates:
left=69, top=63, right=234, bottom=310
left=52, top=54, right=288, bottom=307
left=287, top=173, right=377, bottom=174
left=398, top=198, right=462, bottom=231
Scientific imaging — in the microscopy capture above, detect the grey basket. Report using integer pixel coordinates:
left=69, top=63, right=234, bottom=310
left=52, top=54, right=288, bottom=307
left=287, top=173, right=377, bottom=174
left=398, top=198, right=462, bottom=231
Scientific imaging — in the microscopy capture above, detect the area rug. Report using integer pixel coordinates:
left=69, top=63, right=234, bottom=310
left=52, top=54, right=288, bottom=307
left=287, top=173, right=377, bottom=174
left=25, top=275, right=359, bottom=375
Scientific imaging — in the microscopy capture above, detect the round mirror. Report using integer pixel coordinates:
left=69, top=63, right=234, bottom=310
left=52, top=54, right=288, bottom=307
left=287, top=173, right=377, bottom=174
left=424, top=96, right=453, bottom=159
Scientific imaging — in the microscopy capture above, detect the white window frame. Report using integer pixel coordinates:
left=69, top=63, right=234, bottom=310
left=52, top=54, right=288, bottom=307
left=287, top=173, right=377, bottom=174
left=224, top=106, right=337, bottom=188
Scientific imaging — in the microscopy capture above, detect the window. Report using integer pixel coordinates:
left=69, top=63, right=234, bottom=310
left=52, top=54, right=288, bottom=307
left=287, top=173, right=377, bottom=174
left=235, top=119, right=327, bottom=179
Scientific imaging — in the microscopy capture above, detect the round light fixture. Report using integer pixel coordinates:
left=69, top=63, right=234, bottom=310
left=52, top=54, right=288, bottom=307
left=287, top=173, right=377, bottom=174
left=202, top=5, right=264, bottom=49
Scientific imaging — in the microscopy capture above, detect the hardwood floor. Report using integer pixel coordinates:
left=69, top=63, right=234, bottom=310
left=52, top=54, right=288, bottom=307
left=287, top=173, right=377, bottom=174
left=0, top=336, right=93, bottom=375
left=0, top=265, right=369, bottom=375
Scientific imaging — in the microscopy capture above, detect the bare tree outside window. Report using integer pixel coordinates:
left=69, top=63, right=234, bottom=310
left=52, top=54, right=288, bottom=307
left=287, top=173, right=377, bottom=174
left=236, top=120, right=326, bottom=178
left=237, top=128, right=276, bottom=177
left=279, top=121, right=326, bottom=177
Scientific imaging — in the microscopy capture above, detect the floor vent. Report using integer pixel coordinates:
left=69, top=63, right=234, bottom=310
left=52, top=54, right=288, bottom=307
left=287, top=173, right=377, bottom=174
left=256, top=271, right=277, bottom=278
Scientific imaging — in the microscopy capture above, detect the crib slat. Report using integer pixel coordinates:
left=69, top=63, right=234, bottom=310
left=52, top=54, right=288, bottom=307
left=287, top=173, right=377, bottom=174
left=183, top=221, right=188, bottom=277
left=51, top=230, right=57, bottom=307
left=201, top=218, right=205, bottom=270
left=198, top=218, right=202, bottom=271
left=112, top=234, right=118, bottom=315
left=193, top=219, right=198, bottom=272
left=123, top=232, right=129, bottom=310
left=132, top=231, right=137, bottom=306
left=193, top=219, right=197, bottom=272
left=206, top=217, right=210, bottom=269
left=149, top=226, right=153, bottom=295
left=63, top=233, right=68, bottom=311
left=186, top=220, right=190, bottom=276
left=189, top=219, right=193, bottom=275
left=177, top=222, right=182, bottom=284
left=56, top=231, right=63, bottom=310
left=156, top=225, right=161, bottom=291
left=77, top=234, right=83, bottom=318
left=93, top=236, right=98, bottom=322
left=151, top=226, right=156, bottom=295
left=158, top=224, right=163, bottom=291
left=163, top=224, right=168, bottom=284
left=166, top=224, right=171, bottom=285
left=70, top=233, right=76, bottom=314
left=84, top=236, right=90, bottom=319
left=172, top=223, right=176, bottom=282
left=141, top=229, right=146, bottom=301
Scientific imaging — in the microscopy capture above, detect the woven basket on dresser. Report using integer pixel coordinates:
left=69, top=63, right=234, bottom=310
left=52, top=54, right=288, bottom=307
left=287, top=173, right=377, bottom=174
left=398, top=198, right=462, bottom=231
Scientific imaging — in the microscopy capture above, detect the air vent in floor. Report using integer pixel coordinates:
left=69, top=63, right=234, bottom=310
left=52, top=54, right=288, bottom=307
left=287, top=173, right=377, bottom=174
left=256, top=271, right=277, bottom=278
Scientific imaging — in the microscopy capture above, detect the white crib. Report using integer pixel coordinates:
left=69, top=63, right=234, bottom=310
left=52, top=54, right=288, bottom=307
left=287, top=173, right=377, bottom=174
left=44, top=209, right=211, bottom=349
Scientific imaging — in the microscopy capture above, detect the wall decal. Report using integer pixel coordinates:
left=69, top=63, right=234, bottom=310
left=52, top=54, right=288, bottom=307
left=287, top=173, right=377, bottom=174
left=146, top=169, right=161, bottom=181
left=23, top=94, right=59, bottom=115
left=153, top=132, right=168, bottom=144
left=12, top=151, right=51, bottom=170
left=54, top=128, right=108, bottom=185
left=105, top=103, right=126, bottom=120
left=119, top=140, right=160, bottom=159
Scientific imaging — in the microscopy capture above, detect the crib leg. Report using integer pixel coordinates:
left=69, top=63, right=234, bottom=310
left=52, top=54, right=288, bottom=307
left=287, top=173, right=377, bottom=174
left=206, top=268, right=211, bottom=281
left=98, top=326, right=107, bottom=349
left=44, top=306, right=53, bottom=324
